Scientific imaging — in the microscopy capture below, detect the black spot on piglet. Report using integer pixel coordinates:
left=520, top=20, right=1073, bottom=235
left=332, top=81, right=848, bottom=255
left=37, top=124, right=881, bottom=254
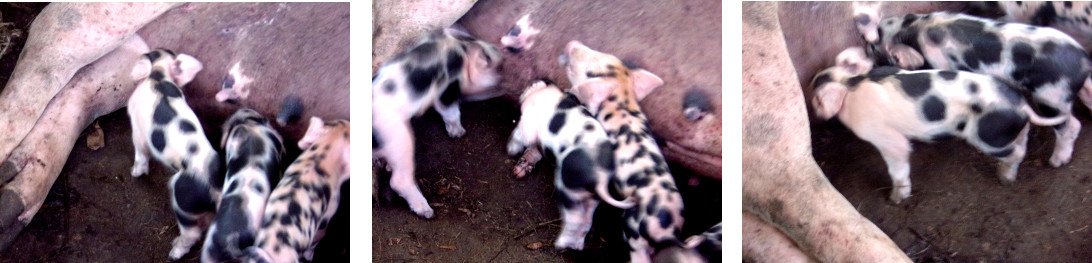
left=894, top=72, right=932, bottom=98
left=978, top=110, right=1027, bottom=148
left=922, top=95, right=946, bottom=122
left=938, top=70, right=958, bottom=81
left=155, top=81, right=183, bottom=98
left=548, top=112, right=566, bottom=134
left=179, top=120, right=197, bottom=133
left=151, top=129, right=167, bottom=152
left=557, top=93, right=582, bottom=110
left=153, top=97, right=177, bottom=125
left=560, top=150, right=598, bottom=190
left=149, top=70, right=166, bottom=81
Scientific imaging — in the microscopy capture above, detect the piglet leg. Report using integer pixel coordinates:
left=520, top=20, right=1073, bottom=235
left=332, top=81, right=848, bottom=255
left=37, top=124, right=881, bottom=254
left=0, top=3, right=178, bottom=165
left=0, top=35, right=150, bottom=251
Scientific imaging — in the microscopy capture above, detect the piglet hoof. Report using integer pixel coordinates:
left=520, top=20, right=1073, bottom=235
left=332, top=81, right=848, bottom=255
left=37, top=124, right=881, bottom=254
left=1050, top=155, right=1070, bottom=168
left=445, top=123, right=466, bottom=138
left=130, top=165, right=148, bottom=178
left=888, top=187, right=910, bottom=204
left=514, top=158, right=535, bottom=178
left=413, top=207, right=435, bottom=219
left=554, top=236, right=584, bottom=251
left=168, top=239, right=192, bottom=260
left=303, top=248, right=315, bottom=261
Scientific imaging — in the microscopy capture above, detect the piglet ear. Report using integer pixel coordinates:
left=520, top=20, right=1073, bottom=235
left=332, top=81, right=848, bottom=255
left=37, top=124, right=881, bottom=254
left=813, top=83, right=848, bottom=120
left=340, top=142, right=351, bottom=180
left=631, top=69, right=664, bottom=101
left=572, top=79, right=617, bottom=114
left=130, top=58, right=152, bottom=83
left=298, top=116, right=326, bottom=150
left=171, top=53, right=204, bottom=86
left=890, top=44, right=925, bottom=69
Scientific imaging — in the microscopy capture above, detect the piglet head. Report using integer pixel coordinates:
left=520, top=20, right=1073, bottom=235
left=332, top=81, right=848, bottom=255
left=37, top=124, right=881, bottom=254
left=449, top=27, right=505, bottom=102
left=131, top=49, right=204, bottom=88
left=562, top=40, right=663, bottom=114
left=836, top=47, right=874, bottom=75
left=171, top=54, right=203, bottom=86
left=301, top=117, right=351, bottom=182
left=500, top=14, right=541, bottom=54
left=853, top=1, right=883, bottom=43
left=864, top=13, right=927, bottom=70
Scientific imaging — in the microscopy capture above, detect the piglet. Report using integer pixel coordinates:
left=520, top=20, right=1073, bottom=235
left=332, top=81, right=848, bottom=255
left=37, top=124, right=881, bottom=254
left=126, top=49, right=226, bottom=260
left=813, top=47, right=1067, bottom=204
left=507, top=80, right=635, bottom=250
left=201, top=108, right=285, bottom=262
left=247, top=117, right=349, bottom=263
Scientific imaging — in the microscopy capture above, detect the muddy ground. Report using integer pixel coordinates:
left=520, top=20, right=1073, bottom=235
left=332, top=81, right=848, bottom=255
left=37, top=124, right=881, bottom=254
left=0, top=4, right=349, bottom=262
left=371, top=99, right=723, bottom=263
left=813, top=108, right=1092, bottom=262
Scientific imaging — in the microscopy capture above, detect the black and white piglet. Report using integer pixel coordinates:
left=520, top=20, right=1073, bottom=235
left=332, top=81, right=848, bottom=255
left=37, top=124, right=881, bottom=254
left=856, top=9, right=1092, bottom=168
left=372, top=27, right=502, bottom=219
left=201, top=108, right=286, bottom=262
left=247, top=117, right=349, bottom=263
left=507, top=80, right=635, bottom=250
left=126, top=49, right=224, bottom=260
left=812, top=47, right=1068, bottom=203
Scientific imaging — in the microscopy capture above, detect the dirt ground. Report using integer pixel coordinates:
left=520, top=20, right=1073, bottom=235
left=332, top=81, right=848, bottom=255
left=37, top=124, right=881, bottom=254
left=0, top=4, right=349, bottom=262
left=812, top=108, right=1092, bottom=262
left=371, top=99, right=723, bottom=263
left=370, top=1, right=723, bottom=262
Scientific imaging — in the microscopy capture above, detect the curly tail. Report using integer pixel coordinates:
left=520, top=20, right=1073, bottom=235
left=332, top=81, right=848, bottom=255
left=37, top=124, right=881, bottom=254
left=1021, top=104, right=1069, bottom=127
left=595, top=179, right=635, bottom=209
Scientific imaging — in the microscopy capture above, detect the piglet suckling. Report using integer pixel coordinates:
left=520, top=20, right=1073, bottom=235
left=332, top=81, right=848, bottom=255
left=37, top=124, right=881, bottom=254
left=813, top=47, right=1067, bottom=204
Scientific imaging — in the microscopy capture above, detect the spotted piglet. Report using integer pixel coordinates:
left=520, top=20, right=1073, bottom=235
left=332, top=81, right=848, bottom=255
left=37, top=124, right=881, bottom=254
left=126, top=49, right=225, bottom=260
left=372, top=27, right=502, bottom=218
left=247, top=117, right=349, bottom=263
left=560, top=41, right=683, bottom=263
left=506, top=80, right=636, bottom=250
left=812, top=47, right=1069, bottom=204
left=201, top=108, right=286, bottom=262
left=856, top=10, right=1092, bottom=168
